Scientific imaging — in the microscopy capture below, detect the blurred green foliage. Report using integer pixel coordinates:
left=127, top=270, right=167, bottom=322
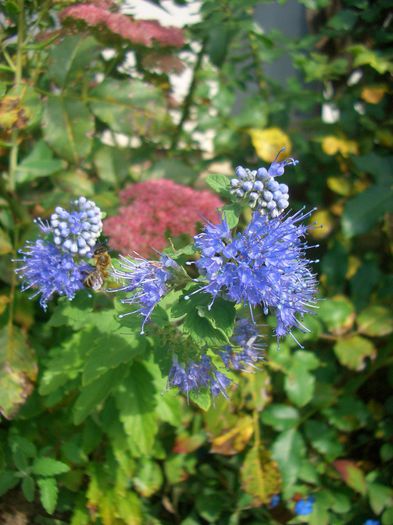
left=0, top=0, right=392, bottom=523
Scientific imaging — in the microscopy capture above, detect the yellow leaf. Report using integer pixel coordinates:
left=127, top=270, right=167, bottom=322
left=249, top=128, right=292, bottom=163
left=0, top=295, right=9, bottom=315
left=322, top=136, right=358, bottom=157
left=241, top=445, right=281, bottom=506
left=361, top=86, right=387, bottom=104
left=210, top=415, right=253, bottom=455
left=309, top=210, right=334, bottom=240
left=346, top=256, right=361, bottom=279
left=327, top=176, right=352, bottom=196
left=376, top=129, right=393, bottom=148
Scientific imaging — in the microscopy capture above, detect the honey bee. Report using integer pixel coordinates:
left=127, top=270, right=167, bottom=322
left=83, top=243, right=111, bottom=291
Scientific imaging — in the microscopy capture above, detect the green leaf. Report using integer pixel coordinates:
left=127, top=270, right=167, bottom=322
left=342, top=185, right=393, bottom=238
left=304, top=420, right=344, bottom=461
left=284, top=357, right=315, bottom=408
left=189, top=389, right=211, bottom=411
left=90, top=79, right=168, bottom=137
left=0, top=326, right=37, bottom=419
left=358, top=306, right=393, bottom=337
left=318, top=296, right=355, bottom=335
left=82, top=333, right=143, bottom=385
left=149, top=158, right=198, bottom=185
left=133, top=459, right=163, bottom=497
left=333, top=460, right=366, bottom=494
left=115, top=362, right=158, bottom=456
left=32, top=457, right=70, bottom=477
left=205, top=173, right=230, bottom=196
left=196, top=297, right=236, bottom=341
left=195, top=490, right=227, bottom=523
left=21, top=476, right=35, bottom=502
left=369, top=483, right=393, bottom=515
left=48, top=35, right=102, bottom=87
left=93, top=145, right=132, bottom=185
left=334, top=335, right=376, bottom=371
left=352, top=154, right=393, bottom=186
left=221, top=203, right=242, bottom=228
left=261, top=404, right=300, bottom=431
left=38, top=477, right=58, bottom=515
left=271, top=429, right=305, bottom=488
left=73, top=366, right=126, bottom=425
left=15, top=140, right=64, bottom=183
left=0, top=471, right=19, bottom=496
left=348, top=44, right=393, bottom=74
left=43, top=95, right=94, bottom=163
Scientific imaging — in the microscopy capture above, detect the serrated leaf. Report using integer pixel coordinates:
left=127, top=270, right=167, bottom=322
left=221, top=203, right=242, bottom=228
left=73, top=366, right=126, bottom=425
left=358, top=306, right=393, bottom=337
left=115, top=362, right=158, bottom=456
left=318, top=296, right=355, bottom=335
left=241, top=445, right=281, bottom=506
left=285, top=364, right=315, bottom=407
left=82, top=333, right=143, bottom=385
left=189, top=389, right=211, bottom=411
left=43, top=95, right=94, bottom=163
left=205, top=173, right=230, bottom=195
left=32, top=457, right=70, bottom=476
left=334, top=335, right=376, bottom=371
left=38, top=477, right=58, bottom=515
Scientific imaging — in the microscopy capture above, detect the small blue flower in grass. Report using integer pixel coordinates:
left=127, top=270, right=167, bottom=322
left=221, top=318, right=265, bottom=370
left=364, top=520, right=381, bottom=525
left=194, top=209, right=318, bottom=342
left=294, top=496, right=315, bottom=516
left=15, top=240, right=87, bottom=310
left=111, top=254, right=177, bottom=334
left=168, top=355, right=232, bottom=397
left=50, top=196, right=102, bottom=256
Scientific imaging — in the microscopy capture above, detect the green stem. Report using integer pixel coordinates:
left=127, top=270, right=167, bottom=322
left=170, top=39, right=207, bottom=151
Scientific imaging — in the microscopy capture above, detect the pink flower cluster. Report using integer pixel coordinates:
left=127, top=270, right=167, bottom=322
left=60, top=3, right=184, bottom=48
left=103, top=179, right=223, bottom=258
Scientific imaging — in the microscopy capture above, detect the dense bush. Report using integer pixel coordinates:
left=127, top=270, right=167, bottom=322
left=0, top=0, right=392, bottom=524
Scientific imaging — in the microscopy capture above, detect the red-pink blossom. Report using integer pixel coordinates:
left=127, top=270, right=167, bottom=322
left=103, top=179, right=223, bottom=258
left=60, top=4, right=184, bottom=48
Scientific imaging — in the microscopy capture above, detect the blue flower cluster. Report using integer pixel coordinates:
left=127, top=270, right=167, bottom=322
left=364, top=520, right=380, bottom=525
left=294, top=496, right=315, bottom=516
left=194, top=209, right=318, bottom=340
left=51, top=196, right=102, bottom=256
left=230, top=154, right=297, bottom=218
left=111, top=254, right=178, bottom=334
left=221, top=318, right=265, bottom=370
left=15, top=197, right=103, bottom=310
left=168, top=355, right=231, bottom=397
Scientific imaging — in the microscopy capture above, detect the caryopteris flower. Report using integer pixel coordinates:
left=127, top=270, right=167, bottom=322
left=51, top=196, right=103, bottom=256
left=168, top=355, right=231, bottom=397
left=15, top=240, right=87, bottom=310
left=111, top=254, right=177, bottom=334
left=221, top=318, right=265, bottom=370
left=230, top=152, right=297, bottom=218
left=194, top=209, right=318, bottom=341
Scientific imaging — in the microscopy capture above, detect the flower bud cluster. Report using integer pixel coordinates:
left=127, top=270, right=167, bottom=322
left=51, top=197, right=103, bottom=256
left=16, top=196, right=103, bottom=309
left=230, top=156, right=298, bottom=218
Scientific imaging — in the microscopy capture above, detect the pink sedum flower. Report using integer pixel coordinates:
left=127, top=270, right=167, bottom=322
left=103, top=179, right=223, bottom=258
left=60, top=3, right=184, bottom=48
